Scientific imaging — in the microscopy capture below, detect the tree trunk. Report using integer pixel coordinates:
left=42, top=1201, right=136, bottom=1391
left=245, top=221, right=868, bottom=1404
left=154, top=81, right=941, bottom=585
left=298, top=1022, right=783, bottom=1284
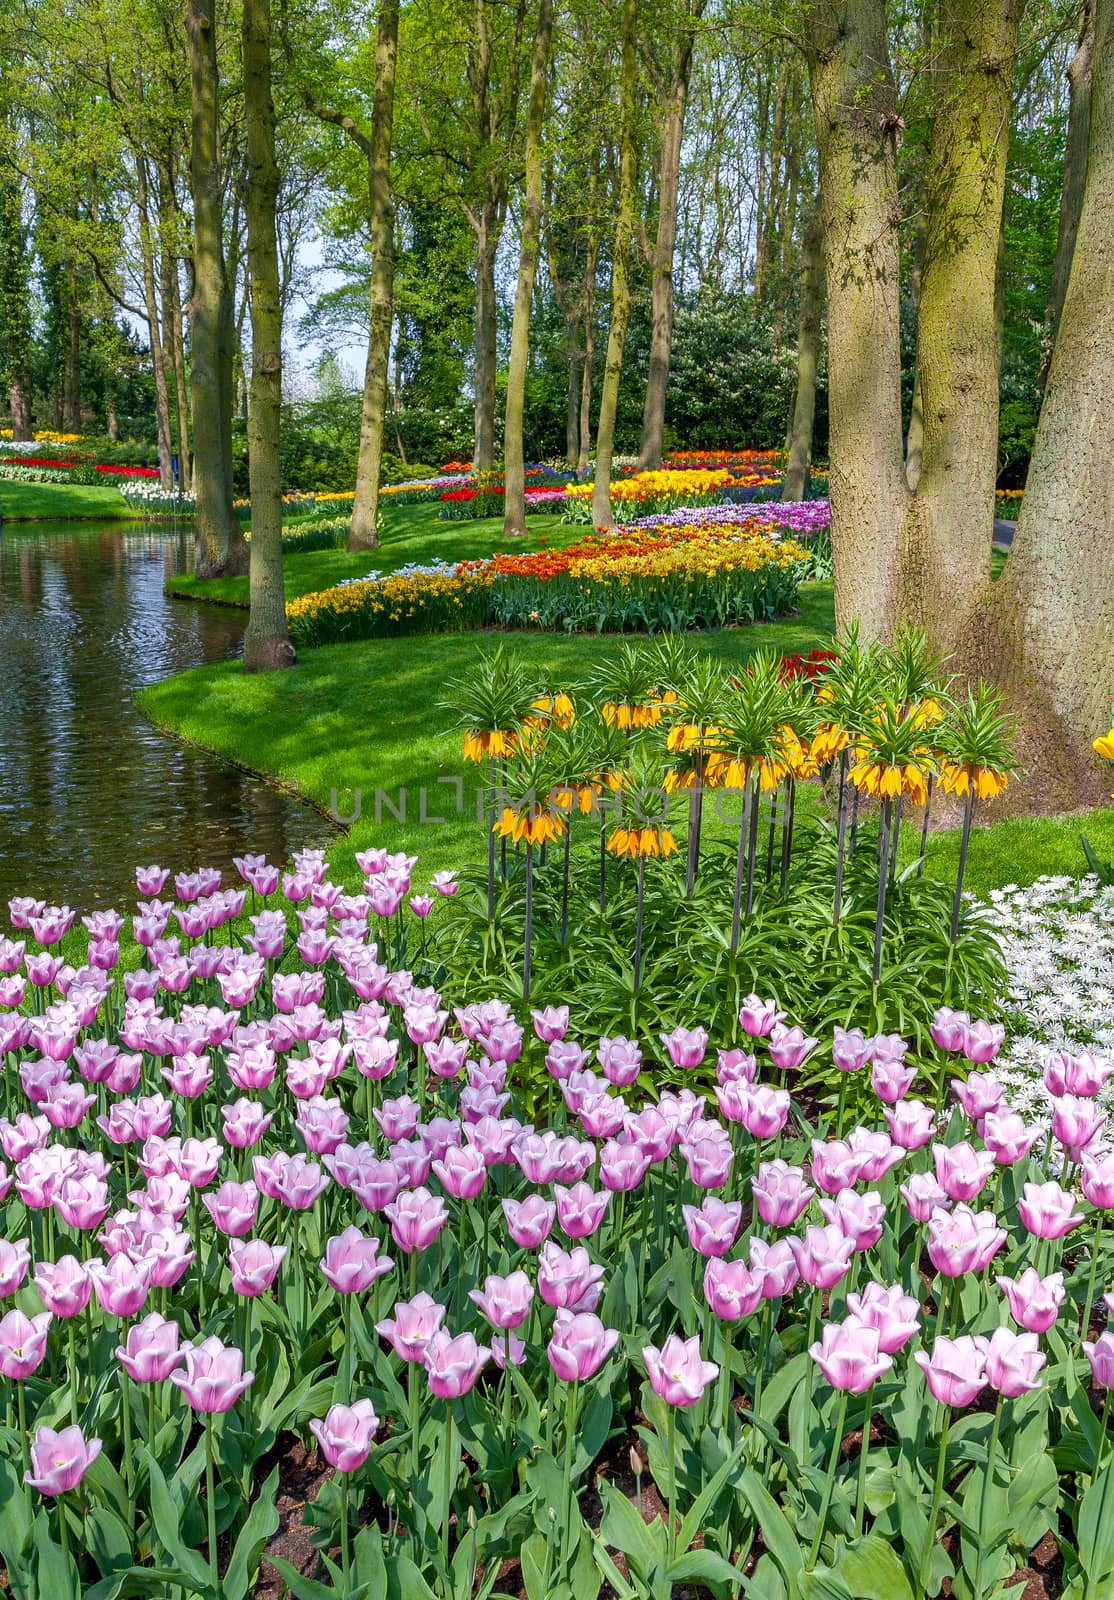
left=136, top=157, right=175, bottom=489
left=896, top=0, right=1022, bottom=646
left=1040, top=0, right=1094, bottom=393
left=159, top=237, right=190, bottom=488
left=0, top=172, right=33, bottom=440
left=805, top=0, right=908, bottom=635
left=241, top=0, right=294, bottom=672
left=473, top=200, right=499, bottom=472
left=782, top=207, right=823, bottom=503
left=959, top=0, right=1114, bottom=813
left=503, top=0, right=554, bottom=537
left=577, top=232, right=599, bottom=473
left=349, top=0, right=401, bottom=552
left=591, top=0, right=639, bottom=532
left=637, top=16, right=699, bottom=471
left=904, top=211, right=927, bottom=488
left=62, top=267, right=81, bottom=432
left=564, top=319, right=582, bottom=465
left=187, top=0, right=244, bottom=576
left=106, top=392, right=119, bottom=442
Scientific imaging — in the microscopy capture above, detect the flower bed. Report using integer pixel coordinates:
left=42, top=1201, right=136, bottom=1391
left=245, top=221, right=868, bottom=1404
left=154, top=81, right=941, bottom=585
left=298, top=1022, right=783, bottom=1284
left=287, top=509, right=812, bottom=646
left=0, top=837, right=1113, bottom=1598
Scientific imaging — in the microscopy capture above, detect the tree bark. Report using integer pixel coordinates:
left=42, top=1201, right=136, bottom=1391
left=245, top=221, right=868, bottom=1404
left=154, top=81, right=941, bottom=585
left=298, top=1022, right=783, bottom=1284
left=62, top=265, right=81, bottom=432
left=636, top=6, right=702, bottom=471
left=904, top=210, right=927, bottom=488
left=896, top=0, right=1022, bottom=645
left=503, top=0, right=555, bottom=537
left=1039, top=0, right=1093, bottom=393
left=349, top=0, right=401, bottom=553
left=782, top=207, right=823, bottom=503
left=591, top=0, right=639, bottom=532
left=187, top=0, right=244, bottom=576
left=0, top=169, right=34, bottom=440
left=242, top=0, right=294, bottom=672
left=136, top=156, right=175, bottom=488
left=473, top=200, right=499, bottom=471
left=159, top=233, right=190, bottom=489
left=959, top=0, right=1114, bottom=813
left=805, top=0, right=908, bottom=635
left=564, top=318, right=582, bottom=464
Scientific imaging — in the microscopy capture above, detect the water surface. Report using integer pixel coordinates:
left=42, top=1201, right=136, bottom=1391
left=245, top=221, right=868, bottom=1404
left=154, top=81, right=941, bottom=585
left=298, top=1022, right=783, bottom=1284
left=0, top=519, right=328, bottom=912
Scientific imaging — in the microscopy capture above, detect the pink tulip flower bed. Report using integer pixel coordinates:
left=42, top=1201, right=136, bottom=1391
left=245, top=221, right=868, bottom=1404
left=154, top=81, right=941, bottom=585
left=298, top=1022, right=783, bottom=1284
left=0, top=846, right=1113, bottom=1600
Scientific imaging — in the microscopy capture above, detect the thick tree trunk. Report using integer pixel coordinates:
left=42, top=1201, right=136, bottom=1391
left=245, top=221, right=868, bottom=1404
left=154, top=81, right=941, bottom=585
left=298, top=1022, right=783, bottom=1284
left=904, top=211, right=927, bottom=488
left=242, top=0, right=294, bottom=672
left=637, top=18, right=698, bottom=471
left=187, top=0, right=244, bottom=576
left=473, top=202, right=499, bottom=472
left=591, top=0, right=639, bottom=531
left=1040, top=0, right=1094, bottom=393
left=350, top=0, right=401, bottom=553
left=503, top=0, right=554, bottom=537
left=136, top=158, right=175, bottom=489
left=896, top=0, right=1022, bottom=646
left=0, top=173, right=33, bottom=440
left=782, top=207, right=823, bottom=503
left=959, top=0, right=1114, bottom=814
left=805, top=0, right=908, bottom=635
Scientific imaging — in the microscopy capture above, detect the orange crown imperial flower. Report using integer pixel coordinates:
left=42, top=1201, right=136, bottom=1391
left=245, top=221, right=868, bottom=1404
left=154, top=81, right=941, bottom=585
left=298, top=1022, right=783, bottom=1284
left=939, top=761, right=1009, bottom=801
left=606, top=825, right=678, bottom=859
left=492, top=807, right=566, bottom=846
left=462, top=729, right=521, bottom=763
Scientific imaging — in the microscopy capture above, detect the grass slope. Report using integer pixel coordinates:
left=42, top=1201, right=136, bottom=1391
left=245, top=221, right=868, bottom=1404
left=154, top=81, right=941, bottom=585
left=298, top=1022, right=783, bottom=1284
left=0, top=479, right=142, bottom=521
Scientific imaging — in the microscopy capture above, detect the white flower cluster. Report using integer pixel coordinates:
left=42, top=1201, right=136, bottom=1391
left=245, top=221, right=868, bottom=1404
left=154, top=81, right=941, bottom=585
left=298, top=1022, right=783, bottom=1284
left=335, top=558, right=458, bottom=592
left=120, top=479, right=195, bottom=509
left=981, top=872, right=1114, bottom=1116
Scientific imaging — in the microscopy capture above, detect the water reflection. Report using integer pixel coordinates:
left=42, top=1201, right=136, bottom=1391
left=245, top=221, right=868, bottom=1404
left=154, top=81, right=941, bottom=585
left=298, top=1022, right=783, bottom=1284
left=0, top=520, right=329, bottom=912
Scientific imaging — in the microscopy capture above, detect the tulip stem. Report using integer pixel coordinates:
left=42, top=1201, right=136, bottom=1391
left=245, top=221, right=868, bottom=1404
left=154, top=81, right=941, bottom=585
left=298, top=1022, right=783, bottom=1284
left=442, top=1404, right=454, bottom=1582
left=204, top=1411, right=220, bottom=1598
left=340, top=1469, right=351, bottom=1589
left=855, top=1387, right=873, bottom=1541
left=409, top=1358, right=421, bottom=1485
left=806, top=1387, right=848, bottom=1571
left=120, top=1369, right=134, bottom=1523
left=950, top=790, right=976, bottom=944
left=563, top=1381, right=579, bottom=1578
left=633, top=855, right=645, bottom=990
left=834, top=1075, right=849, bottom=1141
left=57, top=1496, right=77, bottom=1600
left=666, top=1403, right=678, bottom=1566
left=67, top=1320, right=79, bottom=1423
left=523, top=843, right=534, bottom=1000
left=973, top=1393, right=1003, bottom=1600
left=16, top=1380, right=28, bottom=1479
left=342, top=1294, right=353, bottom=1398
left=872, top=799, right=891, bottom=985
left=721, top=1322, right=734, bottom=1431
left=1081, top=1213, right=1104, bottom=1346
left=918, top=1407, right=952, bottom=1597
left=832, top=754, right=848, bottom=924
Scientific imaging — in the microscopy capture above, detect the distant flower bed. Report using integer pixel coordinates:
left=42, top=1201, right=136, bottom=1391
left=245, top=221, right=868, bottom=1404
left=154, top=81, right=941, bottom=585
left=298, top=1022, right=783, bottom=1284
left=287, top=508, right=810, bottom=647
left=439, top=484, right=567, bottom=520
left=120, top=481, right=194, bottom=512
left=996, top=489, right=1024, bottom=519
left=0, top=429, right=84, bottom=446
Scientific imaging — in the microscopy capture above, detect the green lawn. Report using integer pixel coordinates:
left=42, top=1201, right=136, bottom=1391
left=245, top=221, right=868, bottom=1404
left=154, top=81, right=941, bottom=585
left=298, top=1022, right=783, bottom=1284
left=166, top=504, right=582, bottom=606
left=0, top=478, right=142, bottom=520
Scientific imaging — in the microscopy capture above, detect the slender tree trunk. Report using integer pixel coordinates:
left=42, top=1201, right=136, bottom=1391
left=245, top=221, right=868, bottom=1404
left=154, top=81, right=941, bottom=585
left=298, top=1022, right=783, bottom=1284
left=1040, top=0, right=1094, bottom=393
left=187, top=0, right=244, bottom=576
left=564, top=319, right=582, bottom=464
left=805, top=0, right=907, bottom=635
left=159, top=239, right=189, bottom=486
left=62, top=268, right=81, bottom=431
left=782, top=207, right=823, bottom=502
left=577, top=235, right=599, bottom=473
left=106, top=391, right=119, bottom=441
left=504, top=0, right=555, bottom=537
left=896, top=0, right=1023, bottom=645
left=0, top=172, right=33, bottom=440
left=350, top=0, right=401, bottom=552
left=591, top=0, right=639, bottom=532
left=958, top=0, right=1114, bottom=814
left=637, top=18, right=699, bottom=471
left=242, top=0, right=294, bottom=672
left=473, top=201, right=499, bottom=471
left=136, top=157, right=174, bottom=489
left=166, top=236, right=192, bottom=490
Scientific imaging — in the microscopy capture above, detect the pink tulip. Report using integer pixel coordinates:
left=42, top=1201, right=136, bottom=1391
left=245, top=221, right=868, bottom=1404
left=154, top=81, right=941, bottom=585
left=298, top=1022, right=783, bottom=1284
left=961, top=1019, right=1004, bottom=1064
left=883, top=1099, right=936, bottom=1152
left=818, top=1189, right=886, bottom=1252
left=995, top=1268, right=1065, bottom=1333
left=716, top=1048, right=757, bottom=1085
left=554, top=1181, right=610, bottom=1239
left=749, top=1236, right=799, bottom=1299
left=0, top=1308, right=52, bottom=1378
left=547, top=1310, right=619, bottom=1380
left=116, top=1313, right=187, bottom=1382
left=597, top=1037, right=643, bottom=1088
left=384, top=1187, right=448, bottom=1254
left=253, top=1152, right=329, bottom=1211
left=296, top=1097, right=350, bottom=1157
left=660, top=1025, right=708, bottom=1070
left=643, top=1333, right=718, bottom=1407
left=1084, top=1331, right=1114, bottom=1388
left=204, top=1181, right=259, bottom=1238
left=983, top=1326, right=1046, bottom=1397
left=598, top=1139, right=652, bottom=1193
left=930, top=1007, right=970, bottom=1052
left=228, top=1239, right=287, bottom=1297
left=375, top=1096, right=420, bottom=1143
left=171, top=1336, right=253, bottom=1413
left=1044, top=1050, right=1112, bottom=1099
left=0, top=1238, right=30, bottom=1298
left=738, top=995, right=783, bottom=1038
left=309, top=1400, right=379, bottom=1471
left=1052, top=1096, right=1106, bottom=1160
left=789, top=1223, right=855, bottom=1289
left=809, top=1319, right=893, bottom=1392
left=320, top=1226, right=393, bottom=1294
left=431, top=1144, right=487, bottom=1201
left=1083, top=1154, right=1114, bottom=1210
left=683, top=1197, right=743, bottom=1258
left=846, top=1127, right=904, bottom=1182
left=52, top=1171, right=111, bottom=1233
left=703, top=1257, right=763, bottom=1321
left=222, top=1099, right=274, bottom=1150
left=89, top=1255, right=153, bottom=1318
left=768, top=1023, right=817, bottom=1072
left=537, top=1241, right=605, bottom=1310
left=752, top=1161, right=813, bottom=1228
left=503, top=1195, right=556, bottom=1250
left=870, top=1058, right=917, bottom=1105
left=951, top=1072, right=1004, bottom=1123
left=1018, top=1180, right=1084, bottom=1241
left=845, top=1282, right=921, bottom=1353
left=832, top=1026, right=870, bottom=1074
left=810, top=1140, right=862, bottom=1197
left=926, top=1204, right=1007, bottom=1277
left=933, top=1141, right=995, bottom=1203
left=376, top=1293, right=447, bottom=1361
left=423, top=1329, right=490, bottom=1398
left=738, top=1084, right=791, bottom=1141
left=914, top=1335, right=988, bottom=1407
left=531, top=1006, right=569, bottom=1043
left=25, top=1425, right=102, bottom=1495
left=982, top=1110, right=1039, bottom=1166
left=468, top=1270, right=534, bottom=1330
left=33, top=1255, right=92, bottom=1318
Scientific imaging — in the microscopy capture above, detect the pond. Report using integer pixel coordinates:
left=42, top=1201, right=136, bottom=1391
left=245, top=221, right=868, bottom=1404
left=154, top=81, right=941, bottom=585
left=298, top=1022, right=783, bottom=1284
left=0, top=519, right=329, bottom=913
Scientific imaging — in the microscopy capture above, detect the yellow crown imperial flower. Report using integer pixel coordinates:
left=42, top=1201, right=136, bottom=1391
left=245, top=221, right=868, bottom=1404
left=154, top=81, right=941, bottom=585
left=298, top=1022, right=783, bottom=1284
left=606, top=825, right=678, bottom=859
left=1093, top=730, right=1114, bottom=763
left=492, top=807, right=566, bottom=846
